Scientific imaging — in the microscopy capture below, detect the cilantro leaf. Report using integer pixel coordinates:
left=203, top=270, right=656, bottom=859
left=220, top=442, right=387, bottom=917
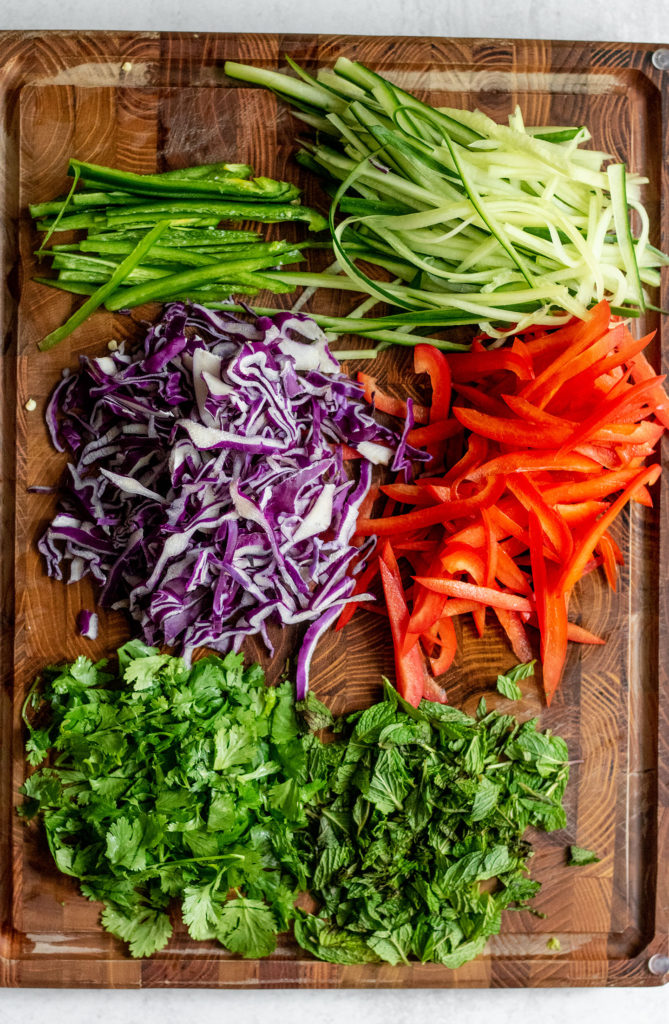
left=216, top=898, right=277, bottom=958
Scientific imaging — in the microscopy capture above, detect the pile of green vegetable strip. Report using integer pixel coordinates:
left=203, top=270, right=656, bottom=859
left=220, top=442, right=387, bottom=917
left=31, top=159, right=327, bottom=350
left=225, top=57, right=669, bottom=339
left=21, top=643, right=570, bottom=966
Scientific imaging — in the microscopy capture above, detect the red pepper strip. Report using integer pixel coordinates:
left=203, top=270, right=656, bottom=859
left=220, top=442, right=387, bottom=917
left=439, top=598, right=486, bottom=617
left=468, top=450, right=601, bottom=482
left=525, top=614, right=605, bottom=645
left=629, top=348, right=669, bottom=429
left=378, top=553, right=426, bottom=707
left=531, top=323, right=627, bottom=407
left=413, top=577, right=533, bottom=612
left=440, top=434, right=489, bottom=487
left=407, top=419, right=462, bottom=446
left=406, top=545, right=487, bottom=640
left=446, top=345, right=534, bottom=382
left=541, top=469, right=652, bottom=506
left=354, top=474, right=506, bottom=536
left=604, top=530, right=624, bottom=565
left=528, top=511, right=549, bottom=640
left=482, top=508, right=498, bottom=588
left=393, top=539, right=436, bottom=551
left=507, top=475, right=573, bottom=562
left=357, top=372, right=430, bottom=424
left=559, top=464, right=662, bottom=592
left=559, top=331, right=654, bottom=402
left=541, top=577, right=569, bottom=706
left=443, top=544, right=487, bottom=638
left=502, top=393, right=661, bottom=445
left=596, top=533, right=618, bottom=591
left=495, top=545, right=533, bottom=596
left=554, top=500, right=607, bottom=524
left=379, top=483, right=436, bottom=506
left=335, top=559, right=380, bottom=631
left=501, top=393, right=567, bottom=426
left=493, top=607, right=534, bottom=664
left=453, top=406, right=568, bottom=449
left=340, top=443, right=363, bottom=460
left=428, top=616, right=457, bottom=677
left=557, top=377, right=666, bottom=455
left=423, top=673, right=449, bottom=703
left=517, top=301, right=612, bottom=405
left=453, top=383, right=511, bottom=417
left=521, top=318, right=581, bottom=361
left=414, top=343, right=452, bottom=421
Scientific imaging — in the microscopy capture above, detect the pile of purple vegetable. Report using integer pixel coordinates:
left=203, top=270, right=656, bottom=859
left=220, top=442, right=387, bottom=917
left=39, top=304, right=422, bottom=694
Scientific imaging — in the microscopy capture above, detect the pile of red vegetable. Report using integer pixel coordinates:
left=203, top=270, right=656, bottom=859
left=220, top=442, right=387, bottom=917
left=339, top=300, right=666, bottom=706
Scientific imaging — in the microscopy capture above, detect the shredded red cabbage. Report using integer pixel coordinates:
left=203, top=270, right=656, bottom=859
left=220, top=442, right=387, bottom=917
left=40, top=304, right=426, bottom=695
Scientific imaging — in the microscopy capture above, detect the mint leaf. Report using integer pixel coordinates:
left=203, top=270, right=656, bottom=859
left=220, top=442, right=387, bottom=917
left=568, top=845, right=600, bottom=866
left=496, top=660, right=536, bottom=701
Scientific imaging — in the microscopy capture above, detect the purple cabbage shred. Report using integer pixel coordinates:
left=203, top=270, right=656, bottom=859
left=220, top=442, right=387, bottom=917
left=40, top=304, right=427, bottom=692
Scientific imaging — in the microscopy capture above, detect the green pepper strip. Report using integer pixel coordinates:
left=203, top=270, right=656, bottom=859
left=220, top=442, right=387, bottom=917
left=38, top=220, right=169, bottom=351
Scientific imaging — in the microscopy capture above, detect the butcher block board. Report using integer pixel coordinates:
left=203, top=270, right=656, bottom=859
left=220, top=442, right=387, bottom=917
left=0, top=31, right=668, bottom=988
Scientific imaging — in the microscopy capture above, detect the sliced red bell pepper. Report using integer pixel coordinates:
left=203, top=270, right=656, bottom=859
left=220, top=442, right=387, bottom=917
left=379, top=483, right=436, bottom=506
left=629, top=347, right=669, bottom=429
left=554, top=500, right=607, bottom=524
left=357, top=372, right=430, bottom=424
left=414, top=344, right=452, bottom=421
left=413, top=577, right=534, bottom=613
left=525, top=615, right=604, bottom=645
left=340, top=443, right=363, bottom=460
left=559, top=464, right=661, bottom=592
left=378, top=554, right=427, bottom=706
left=446, top=345, right=534, bottom=382
left=528, top=510, right=549, bottom=639
left=422, top=673, right=449, bottom=703
left=540, top=577, right=569, bottom=706
left=541, top=469, right=653, bottom=506
left=428, top=616, right=457, bottom=677
left=493, top=607, right=534, bottom=664
left=596, top=533, right=618, bottom=591
left=507, top=475, right=573, bottom=562
left=407, top=419, right=462, bottom=446
left=335, top=559, right=379, bottom=632
left=452, top=384, right=511, bottom=417
left=557, top=377, right=666, bottom=454
left=517, top=300, right=613, bottom=407
left=468, top=450, right=601, bottom=482
left=354, top=474, right=506, bottom=536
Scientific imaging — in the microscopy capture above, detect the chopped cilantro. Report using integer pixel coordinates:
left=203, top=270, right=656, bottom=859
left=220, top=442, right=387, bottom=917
left=21, top=645, right=572, bottom=967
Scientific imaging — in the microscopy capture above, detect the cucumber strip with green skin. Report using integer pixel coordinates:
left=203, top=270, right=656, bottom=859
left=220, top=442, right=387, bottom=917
left=69, top=159, right=301, bottom=203
left=607, top=163, right=645, bottom=312
left=103, top=249, right=305, bottom=311
left=224, top=60, right=344, bottom=113
left=38, top=220, right=169, bottom=351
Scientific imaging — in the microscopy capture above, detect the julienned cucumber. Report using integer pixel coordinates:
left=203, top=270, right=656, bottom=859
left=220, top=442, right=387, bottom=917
left=225, top=57, right=669, bottom=339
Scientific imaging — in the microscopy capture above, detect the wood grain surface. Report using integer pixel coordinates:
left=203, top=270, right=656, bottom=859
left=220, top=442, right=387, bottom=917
left=0, top=31, right=668, bottom=988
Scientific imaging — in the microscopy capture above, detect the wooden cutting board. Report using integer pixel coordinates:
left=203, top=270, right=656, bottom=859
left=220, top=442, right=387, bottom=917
left=0, top=31, right=668, bottom=988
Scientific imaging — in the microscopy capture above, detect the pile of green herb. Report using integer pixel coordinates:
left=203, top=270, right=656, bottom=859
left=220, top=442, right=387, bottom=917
left=20, top=641, right=314, bottom=958
left=21, top=643, right=570, bottom=966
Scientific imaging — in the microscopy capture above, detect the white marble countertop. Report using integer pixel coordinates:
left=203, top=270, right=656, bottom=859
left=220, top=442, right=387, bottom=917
left=1, top=1, right=668, bottom=1020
